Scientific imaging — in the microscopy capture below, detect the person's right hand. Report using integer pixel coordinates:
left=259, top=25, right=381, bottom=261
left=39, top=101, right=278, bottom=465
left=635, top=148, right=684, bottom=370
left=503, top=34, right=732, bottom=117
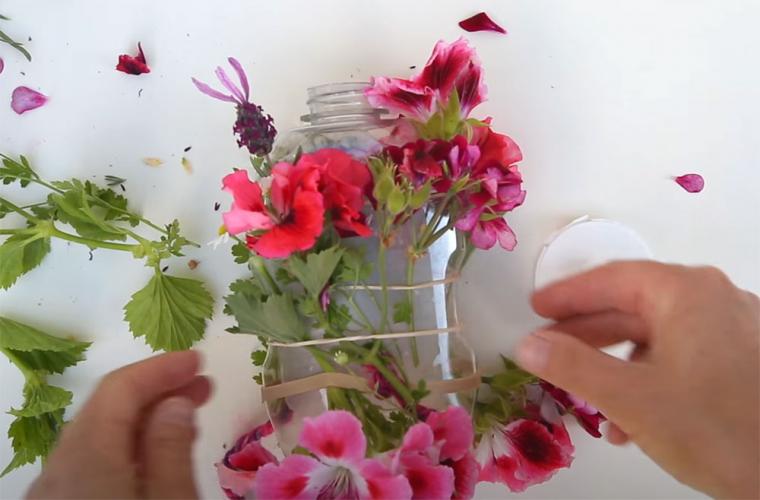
left=515, top=262, right=760, bottom=499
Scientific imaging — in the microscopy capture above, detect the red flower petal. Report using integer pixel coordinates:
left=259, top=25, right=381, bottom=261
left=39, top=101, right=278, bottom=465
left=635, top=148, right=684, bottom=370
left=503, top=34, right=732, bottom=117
left=116, top=42, right=151, bottom=75
left=675, top=173, right=704, bottom=193
left=11, top=86, right=48, bottom=114
left=459, top=12, right=507, bottom=34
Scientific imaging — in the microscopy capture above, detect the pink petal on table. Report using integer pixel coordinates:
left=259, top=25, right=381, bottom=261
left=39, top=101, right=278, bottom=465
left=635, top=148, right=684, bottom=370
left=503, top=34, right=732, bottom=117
left=11, top=86, right=48, bottom=114
left=0, top=57, right=4, bottom=75
left=459, top=12, right=507, bottom=34
left=675, top=173, right=704, bottom=193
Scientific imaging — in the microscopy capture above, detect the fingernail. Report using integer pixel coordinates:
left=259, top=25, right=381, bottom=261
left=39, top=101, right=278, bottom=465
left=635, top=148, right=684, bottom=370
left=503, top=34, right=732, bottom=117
left=516, top=333, right=551, bottom=372
left=155, top=397, right=195, bottom=425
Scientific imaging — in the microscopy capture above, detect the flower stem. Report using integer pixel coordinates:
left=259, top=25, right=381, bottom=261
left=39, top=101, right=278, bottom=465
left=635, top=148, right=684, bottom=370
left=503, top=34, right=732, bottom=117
left=405, top=256, right=420, bottom=366
left=0, top=228, right=21, bottom=236
left=0, top=198, right=38, bottom=222
left=251, top=255, right=281, bottom=294
left=378, top=241, right=390, bottom=334
left=49, top=226, right=138, bottom=252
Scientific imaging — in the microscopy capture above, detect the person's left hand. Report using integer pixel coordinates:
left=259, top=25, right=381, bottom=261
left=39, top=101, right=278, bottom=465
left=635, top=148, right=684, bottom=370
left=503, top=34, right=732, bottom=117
left=27, top=350, right=212, bottom=499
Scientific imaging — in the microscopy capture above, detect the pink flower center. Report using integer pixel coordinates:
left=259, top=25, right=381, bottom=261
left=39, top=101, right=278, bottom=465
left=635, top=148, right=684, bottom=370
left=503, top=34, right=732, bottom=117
left=319, top=439, right=345, bottom=458
left=317, top=467, right=359, bottom=500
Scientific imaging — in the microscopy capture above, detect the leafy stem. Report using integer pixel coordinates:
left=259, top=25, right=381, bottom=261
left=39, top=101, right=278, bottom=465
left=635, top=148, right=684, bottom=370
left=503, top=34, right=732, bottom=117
left=0, top=198, right=37, bottom=222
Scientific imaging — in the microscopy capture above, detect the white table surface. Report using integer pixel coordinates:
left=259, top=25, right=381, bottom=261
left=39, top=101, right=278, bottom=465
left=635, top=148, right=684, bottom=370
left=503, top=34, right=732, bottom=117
left=2, top=1, right=758, bottom=498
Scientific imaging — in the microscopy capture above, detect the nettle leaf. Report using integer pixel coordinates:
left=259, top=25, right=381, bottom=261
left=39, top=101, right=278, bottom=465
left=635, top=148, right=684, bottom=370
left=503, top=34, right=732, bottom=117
left=251, top=350, right=267, bottom=366
left=0, top=317, right=90, bottom=374
left=124, top=271, right=214, bottom=351
left=286, top=246, right=344, bottom=297
left=226, top=292, right=307, bottom=343
left=0, top=231, right=51, bottom=290
left=9, top=384, right=72, bottom=418
left=392, top=300, right=413, bottom=325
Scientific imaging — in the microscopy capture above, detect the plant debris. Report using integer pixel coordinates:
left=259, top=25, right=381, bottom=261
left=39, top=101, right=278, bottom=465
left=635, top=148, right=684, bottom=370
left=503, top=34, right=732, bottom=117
left=143, top=157, right=164, bottom=167
left=181, top=157, right=193, bottom=174
left=104, top=175, right=126, bottom=186
left=188, top=259, right=199, bottom=270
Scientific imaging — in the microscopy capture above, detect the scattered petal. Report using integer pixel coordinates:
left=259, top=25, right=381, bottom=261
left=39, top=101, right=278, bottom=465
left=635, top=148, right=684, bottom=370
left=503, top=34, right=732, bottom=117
left=459, top=12, right=507, bottom=34
left=11, top=86, right=48, bottom=114
left=675, top=173, right=704, bottom=193
left=0, top=57, right=4, bottom=75
left=182, top=156, right=193, bottom=174
left=116, top=42, right=151, bottom=75
left=143, top=157, right=164, bottom=167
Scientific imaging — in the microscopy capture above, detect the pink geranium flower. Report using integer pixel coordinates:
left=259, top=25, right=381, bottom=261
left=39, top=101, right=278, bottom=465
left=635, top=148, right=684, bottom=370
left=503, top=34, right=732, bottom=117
left=386, top=139, right=452, bottom=187
left=254, top=411, right=412, bottom=499
left=390, top=423, right=455, bottom=499
left=476, top=419, right=574, bottom=492
left=540, top=382, right=607, bottom=438
left=366, top=38, right=486, bottom=121
left=216, top=420, right=278, bottom=499
left=221, top=162, right=324, bottom=259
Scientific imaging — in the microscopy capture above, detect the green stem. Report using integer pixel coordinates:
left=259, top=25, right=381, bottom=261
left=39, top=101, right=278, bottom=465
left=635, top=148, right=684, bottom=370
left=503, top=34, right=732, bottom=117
left=378, top=242, right=390, bottom=334
left=339, top=341, right=416, bottom=408
left=417, top=193, right=453, bottom=249
left=251, top=255, right=281, bottom=294
left=50, top=226, right=138, bottom=252
left=0, top=228, right=22, bottom=236
left=307, top=347, right=353, bottom=411
left=405, top=256, right=420, bottom=366
left=0, top=198, right=38, bottom=222
left=0, top=347, right=39, bottom=383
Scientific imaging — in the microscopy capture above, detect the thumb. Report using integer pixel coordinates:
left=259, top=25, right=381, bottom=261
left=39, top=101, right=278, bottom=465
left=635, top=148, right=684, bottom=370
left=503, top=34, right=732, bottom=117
left=142, top=397, right=199, bottom=499
left=515, top=330, right=652, bottom=425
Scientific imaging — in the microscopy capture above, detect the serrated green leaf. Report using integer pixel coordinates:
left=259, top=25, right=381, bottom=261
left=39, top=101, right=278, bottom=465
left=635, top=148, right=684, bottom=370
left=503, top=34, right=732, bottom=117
left=286, top=246, right=344, bottom=297
left=0, top=154, right=38, bottom=187
left=0, top=317, right=90, bottom=374
left=9, top=384, right=72, bottom=418
left=49, top=190, right=126, bottom=242
left=251, top=350, right=267, bottom=366
left=0, top=232, right=51, bottom=290
left=226, top=292, right=307, bottom=343
left=1, top=409, right=63, bottom=477
left=488, top=370, right=536, bottom=394
left=230, top=240, right=251, bottom=264
left=337, top=247, right=372, bottom=283
left=124, top=271, right=214, bottom=351
left=392, top=300, right=413, bottom=325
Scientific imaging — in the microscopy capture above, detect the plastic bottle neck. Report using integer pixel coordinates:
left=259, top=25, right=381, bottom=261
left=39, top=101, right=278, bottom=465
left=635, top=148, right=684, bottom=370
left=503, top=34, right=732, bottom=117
left=301, top=82, right=387, bottom=128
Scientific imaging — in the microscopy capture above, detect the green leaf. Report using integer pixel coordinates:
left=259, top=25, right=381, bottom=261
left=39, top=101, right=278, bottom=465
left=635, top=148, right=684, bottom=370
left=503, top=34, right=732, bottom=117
left=336, top=247, right=372, bottom=283
left=9, top=384, right=72, bottom=418
left=50, top=189, right=126, bottom=242
left=0, top=317, right=90, bottom=374
left=0, top=232, right=51, bottom=289
left=387, top=186, right=407, bottom=215
left=488, top=370, right=536, bottom=394
left=124, top=271, right=214, bottom=351
left=0, top=154, right=38, bottom=186
left=0, top=28, right=32, bottom=62
left=392, top=300, right=412, bottom=325
left=251, top=349, right=268, bottom=366
left=231, top=240, right=251, bottom=264
left=2, top=410, right=63, bottom=477
left=226, top=292, right=307, bottom=343
left=286, top=246, right=344, bottom=297
left=327, top=303, right=352, bottom=336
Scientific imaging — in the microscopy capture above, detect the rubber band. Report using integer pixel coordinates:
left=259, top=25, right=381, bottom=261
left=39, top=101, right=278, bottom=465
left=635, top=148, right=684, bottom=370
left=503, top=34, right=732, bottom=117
left=268, top=326, right=463, bottom=348
left=337, top=273, right=459, bottom=291
left=261, top=370, right=481, bottom=402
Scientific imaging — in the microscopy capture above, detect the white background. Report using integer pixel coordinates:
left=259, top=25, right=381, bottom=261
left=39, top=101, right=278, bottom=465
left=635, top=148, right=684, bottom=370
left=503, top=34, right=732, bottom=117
left=2, top=1, right=758, bottom=498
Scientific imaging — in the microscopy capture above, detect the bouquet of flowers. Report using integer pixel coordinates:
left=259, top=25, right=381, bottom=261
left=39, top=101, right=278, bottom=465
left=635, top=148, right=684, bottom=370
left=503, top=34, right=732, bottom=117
left=195, top=38, right=606, bottom=499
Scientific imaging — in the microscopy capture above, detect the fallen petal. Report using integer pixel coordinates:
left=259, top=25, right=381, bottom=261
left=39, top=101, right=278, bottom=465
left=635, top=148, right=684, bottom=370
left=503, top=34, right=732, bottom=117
left=675, top=173, right=704, bottom=193
left=459, top=12, right=507, bottom=34
left=143, top=157, right=164, bottom=167
left=181, top=156, right=193, bottom=174
left=0, top=57, right=4, bottom=75
left=116, top=42, right=151, bottom=75
left=11, top=86, right=48, bottom=114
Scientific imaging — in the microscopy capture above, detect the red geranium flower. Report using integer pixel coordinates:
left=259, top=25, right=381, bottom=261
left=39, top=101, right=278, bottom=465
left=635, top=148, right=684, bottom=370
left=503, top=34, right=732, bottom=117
left=221, top=162, right=324, bottom=259
left=386, top=139, right=452, bottom=187
left=116, top=42, right=150, bottom=75
left=297, top=149, right=373, bottom=237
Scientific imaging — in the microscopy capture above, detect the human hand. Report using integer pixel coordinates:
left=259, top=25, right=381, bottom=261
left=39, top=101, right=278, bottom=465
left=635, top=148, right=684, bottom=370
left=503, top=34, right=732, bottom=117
left=516, top=262, right=760, bottom=499
left=26, top=350, right=212, bottom=499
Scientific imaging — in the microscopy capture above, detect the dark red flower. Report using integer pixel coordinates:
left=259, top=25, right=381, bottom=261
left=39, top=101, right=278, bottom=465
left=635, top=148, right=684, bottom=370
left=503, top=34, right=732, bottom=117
left=540, top=381, right=607, bottom=438
left=298, top=149, right=373, bottom=237
left=459, top=12, right=507, bottom=34
left=471, top=125, right=522, bottom=176
left=386, top=139, right=452, bottom=187
left=216, top=420, right=278, bottom=499
left=116, top=42, right=150, bottom=75
left=446, top=452, right=480, bottom=500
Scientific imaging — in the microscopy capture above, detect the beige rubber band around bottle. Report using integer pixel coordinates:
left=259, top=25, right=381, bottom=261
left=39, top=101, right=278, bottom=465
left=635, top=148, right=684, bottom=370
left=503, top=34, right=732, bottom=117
left=261, top=274, right=479, bottom=402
